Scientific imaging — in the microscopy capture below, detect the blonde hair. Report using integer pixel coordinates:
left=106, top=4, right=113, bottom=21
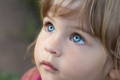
left=39, top=0, right=120, bottom=70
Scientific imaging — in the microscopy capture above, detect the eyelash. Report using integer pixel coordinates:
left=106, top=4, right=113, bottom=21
left=43, top=21, right=86, bottom=45
left=70, top=32, right=86, bottom=45
left=43, top=21, right=55, bottom=32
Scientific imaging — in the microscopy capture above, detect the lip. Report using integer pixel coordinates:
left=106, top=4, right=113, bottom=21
left=40, top=60, right=58, bottom=72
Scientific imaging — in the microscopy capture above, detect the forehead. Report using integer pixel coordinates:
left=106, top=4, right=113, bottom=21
left=46, top=11, right=92, bottom=36
left=48, top=0, right=86, bottom=17
left=53, top=0, right=84, bottom=9
left=42, top=0, right=94, bottom=35
left=48, top=11, right=91, bottom=34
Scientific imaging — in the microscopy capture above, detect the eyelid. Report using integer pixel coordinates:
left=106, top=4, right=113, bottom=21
left=43, top=19, right=55, bottom=33
left=70, top=32, right=86, bottom=44
left=72, top=32, right=85, bottom=40
left=43, top=21, right=53, bottom=27
left=43, top=17, right=54, bottom=27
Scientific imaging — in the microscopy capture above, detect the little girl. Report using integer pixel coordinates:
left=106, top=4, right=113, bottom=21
left=21, top=0, right=120, bottom=80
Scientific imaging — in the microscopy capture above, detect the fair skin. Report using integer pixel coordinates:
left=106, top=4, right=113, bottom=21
left=33, top=0, right=118, bottom=78
left=34, top=10, right=112, bottom=80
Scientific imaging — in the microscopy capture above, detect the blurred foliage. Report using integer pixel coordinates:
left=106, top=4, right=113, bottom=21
left=22, top=0, right=40, bottom=18
left=23, top=16, right=40, bottom=43
left=21, top=0, right=42, bottom=43
left=0, top=73, right=19, bottom=80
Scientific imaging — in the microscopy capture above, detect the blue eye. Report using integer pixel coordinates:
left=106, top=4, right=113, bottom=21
left=46, top=23, right=55, bottom=32
left=70, top=33, right=85, bottom=45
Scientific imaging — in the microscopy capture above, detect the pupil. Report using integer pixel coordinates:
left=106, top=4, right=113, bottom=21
left=76, top=36, right=78, bottom=39
left=49, top=26, right=53, bottom=31
left=75, top=36, right=79, bottom=41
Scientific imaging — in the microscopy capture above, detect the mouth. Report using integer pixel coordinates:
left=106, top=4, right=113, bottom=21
left=40, top=60, right=58, bottom=72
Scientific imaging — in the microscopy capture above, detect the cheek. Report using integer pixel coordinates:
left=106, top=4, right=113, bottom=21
left=59, top=45, right=107, bottom=79
left=34, top=31, right=47, bottom=65
left=60, top=51, right=92, bottom=78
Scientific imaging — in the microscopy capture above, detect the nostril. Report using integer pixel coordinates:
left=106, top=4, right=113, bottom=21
left=44, top=47, right=57, bottom=54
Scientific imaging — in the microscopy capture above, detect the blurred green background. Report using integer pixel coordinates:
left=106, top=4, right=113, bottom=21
left=22, top=0, right=41, bottom=42
left=0, top=0, right=41, bottom=79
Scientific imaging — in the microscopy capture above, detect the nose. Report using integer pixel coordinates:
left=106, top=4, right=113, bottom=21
left=44, top=43, right=61, bottom=57
left=44, top=36, right=62, bottom=57
left=44, top=47, right=57, bottom=55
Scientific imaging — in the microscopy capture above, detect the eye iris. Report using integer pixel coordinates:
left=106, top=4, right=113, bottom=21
left=73, top=35, right=80, bottom=42
left=48, top=24, right=55, bottom=32
left=71, top=34, right=85, bottom=45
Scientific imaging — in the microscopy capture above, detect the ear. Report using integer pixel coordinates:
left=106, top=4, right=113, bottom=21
left=109, top=69, right=120, bottom=80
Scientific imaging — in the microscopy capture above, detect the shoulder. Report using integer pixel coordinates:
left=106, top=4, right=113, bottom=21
left=21, top=67, right=42, bottom=80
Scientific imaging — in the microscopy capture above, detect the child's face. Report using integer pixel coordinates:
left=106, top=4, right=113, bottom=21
left=34, top=9, right=110, bottom=80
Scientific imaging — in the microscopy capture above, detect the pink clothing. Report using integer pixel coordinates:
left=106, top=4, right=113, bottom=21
left=21, top=67, right=42, bottom=80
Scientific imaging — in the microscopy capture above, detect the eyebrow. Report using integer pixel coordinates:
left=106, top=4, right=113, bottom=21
left=46, top=14, right=93, bottom=36
left=71, top=25, right=94, bottom=36
left=46, top=15, right=55, bottom=22
left=70, top=24, right=87, bottom=33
